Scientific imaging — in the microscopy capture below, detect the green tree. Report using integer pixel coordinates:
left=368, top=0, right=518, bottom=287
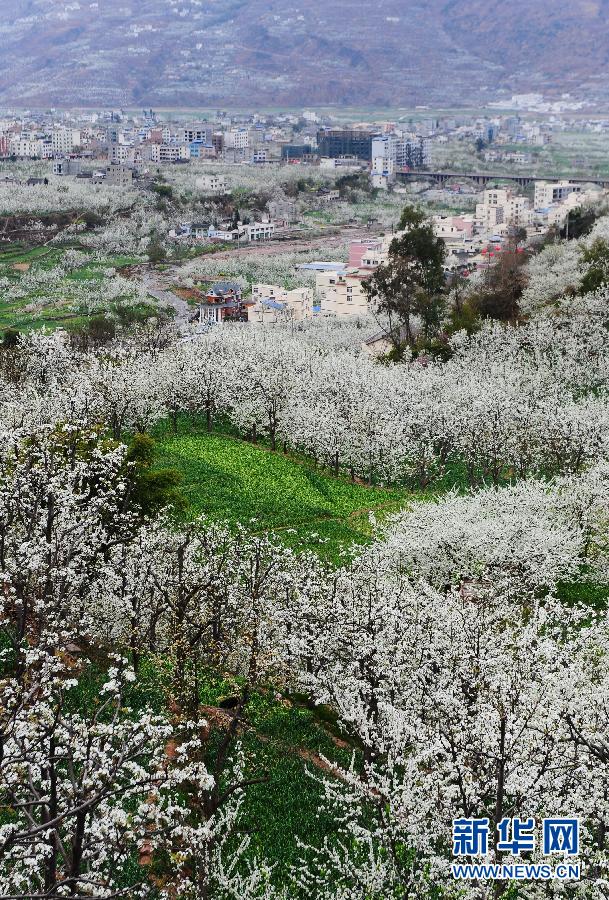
left=580, top=237, right=609, bottom=294
left=364, top=206, right=446, bottom=350
left=124, top=433, right=185, bottom=518
left=473, top=246, right=527, bottom=321
left=147, top=233, right=166, bottom=264
left=1, top=327, right=19, bottom=349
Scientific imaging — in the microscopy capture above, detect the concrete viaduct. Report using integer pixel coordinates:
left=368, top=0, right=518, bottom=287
left=395, top=170, right=609, bottom=190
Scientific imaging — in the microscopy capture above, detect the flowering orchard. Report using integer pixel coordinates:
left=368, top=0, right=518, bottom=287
left=1, top=270, right=609, bottom=896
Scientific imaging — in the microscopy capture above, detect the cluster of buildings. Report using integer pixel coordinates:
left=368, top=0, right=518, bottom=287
left=0, top=109, right=434, bottom=174
left=190, top=169, right=607, bottom=329
left=189, top=235, right=398, bottom=328
left=431, top=179, right=604, bottom=270
left=171, top=218, right=276, bottom=244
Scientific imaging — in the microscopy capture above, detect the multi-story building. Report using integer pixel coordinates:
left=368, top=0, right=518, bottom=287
left=251, top=148, right=269, bottom=164
left=207, top=220, right=275, bottom=243
left=316, top=268, right=370, bottom=317
left=105, top=163, right=134, bottom=187
left=189, top=140, right=216, bottom=159
left=51, top=129, right=81, bottom=155
left=475, top=188, right=532, bottom=232
left=53, top=157, right=85, bottom=176
left=224, top=128, right=250, bottom=150
left=109, top=142, right=136, bottom=163
left=371, top=134, right=430, bottom=187
left=146, top=143, right=190, bottom=163
left=316, top=128, right=374, bottom=161
left=534, top=181, right=581, bottom=209
left=9, top=137, right=44, bottom=158
left=395, top=135, right=430, bottom=169
left=178, top=123, right=213, bottom=144
left=248, top=284, right=313, bottom=324
left=267, top=198, right=297, bottom=225
left=196, top=174, right=229, bottom=194
left=197, top=281, right=250, bottom=324
left=244, top=221, right=275, bottom=241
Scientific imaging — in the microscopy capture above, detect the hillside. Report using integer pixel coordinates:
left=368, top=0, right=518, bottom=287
left=1, top=0, right=608, bottom=108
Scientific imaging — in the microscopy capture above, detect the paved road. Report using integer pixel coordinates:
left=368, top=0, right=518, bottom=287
left=144, top=277, right=193, bottom=328
left=134, top=224, right=383, bottom=325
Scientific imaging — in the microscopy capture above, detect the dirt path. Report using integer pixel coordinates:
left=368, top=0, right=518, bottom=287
left=201, top=702, right=355, bottom=781
left=174, top=225, right=382, bottom=273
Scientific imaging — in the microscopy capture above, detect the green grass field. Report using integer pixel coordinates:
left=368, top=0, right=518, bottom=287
left=155, top=427, right=410, bottom=562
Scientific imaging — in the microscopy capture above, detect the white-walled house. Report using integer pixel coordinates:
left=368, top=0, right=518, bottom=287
left=249, top=284, right=313, bottom=323
left=196, top=174, right=229, bottom=194
left=316, top=268, right=370, bottom=317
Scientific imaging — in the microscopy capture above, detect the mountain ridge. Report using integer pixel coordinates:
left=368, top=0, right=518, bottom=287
left=0, top=0, right=607, bottom=109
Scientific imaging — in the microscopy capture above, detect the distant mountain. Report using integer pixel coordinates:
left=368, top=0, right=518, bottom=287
left=1, top=0, right=608, bottom=109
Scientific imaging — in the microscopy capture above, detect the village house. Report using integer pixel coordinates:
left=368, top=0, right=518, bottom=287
left=207, top=220, right=275, bottom=243
left=196, top=174, right=229, bottom=194
left=316, top=267, right=370, bottom=317
left=248, top=284, right=314, bottom=324
left=195, top=281, right=253, bottom=324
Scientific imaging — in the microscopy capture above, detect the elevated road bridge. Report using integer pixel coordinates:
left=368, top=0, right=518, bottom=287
left=396, top=170, right=609, bottom=190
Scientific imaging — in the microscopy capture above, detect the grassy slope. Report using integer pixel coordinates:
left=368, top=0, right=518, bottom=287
left=155, top=427, right=410, bottom=563
left=150, top=426, right=412, bottom=878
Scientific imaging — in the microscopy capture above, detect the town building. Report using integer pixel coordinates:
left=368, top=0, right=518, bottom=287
left=145, top=143, right=190, bottom=163
left=196, top=174, right=229, bottom=194
left=534, top=181, right=582, bottom=208
left=249, top=284, right=314, bottom=324
left=316, top=128, right=374, bottom=161
left=51, top=129, right=81, bottom=156
left=475, top=188, right=533, bottom=232
left=196, top=282, right=252, bottom=324
left=316, top=268, right=370, bottom=317
left=9, top=137, right=44, bottom=158
left=105, top=163, right=135, bottom=187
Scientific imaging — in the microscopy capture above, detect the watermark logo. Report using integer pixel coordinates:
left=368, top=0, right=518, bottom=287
left=451, top=817, right=580, bottom=881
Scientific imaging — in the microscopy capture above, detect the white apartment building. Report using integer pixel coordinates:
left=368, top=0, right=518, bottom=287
left=249, top=284, right=313, bottom=324
left=371, top=153, right=396, bottom=189
left=316, top=268, right=370, bottom=317
left=534, top=181, right=581, bottom=209
left=110, top=142, right=136, bottom=163
left=196, top=174, right=229, bottom=194
left=51, top=129, right=81, bottom=155
left=476, top=188, right=532, bottom=231
left=224, top=128, right=250, bottom=150
left=147, top=143, right=190, bottom=163
left=9, top=137, right=44, bottom=158
left=371, top=133, right=430, bottom=189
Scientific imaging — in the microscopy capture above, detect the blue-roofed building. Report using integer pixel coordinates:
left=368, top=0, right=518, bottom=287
left=297, top=262, right=349, bottom=272
left=248, top=283, right=314, bottom=324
